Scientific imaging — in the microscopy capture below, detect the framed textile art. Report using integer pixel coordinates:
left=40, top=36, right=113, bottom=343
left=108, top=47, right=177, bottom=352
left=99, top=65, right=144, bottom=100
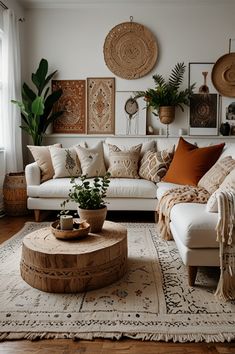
left=87, top=77, right=115, bottom=134
left=189, top=93, right=219, bottom=135
left=115, top=91, right=146, bottom=135
left=52, top=80, right=86, bottom=134
left=188, top=62, right=219, bottom=135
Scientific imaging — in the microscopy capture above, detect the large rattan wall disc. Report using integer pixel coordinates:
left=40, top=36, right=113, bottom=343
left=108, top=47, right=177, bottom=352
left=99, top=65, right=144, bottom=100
left=211, top=53, right=235, bottom=97
left=103, top=21, right=158, bottom=80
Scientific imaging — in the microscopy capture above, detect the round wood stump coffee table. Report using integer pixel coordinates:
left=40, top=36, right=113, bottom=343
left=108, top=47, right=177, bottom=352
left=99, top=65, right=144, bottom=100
left=20, top=221, right=127, bottom=293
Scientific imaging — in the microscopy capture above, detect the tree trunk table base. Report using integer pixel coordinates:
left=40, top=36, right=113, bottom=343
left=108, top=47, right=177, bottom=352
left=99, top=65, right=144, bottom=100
left=20, top=221, right=128, bottom=293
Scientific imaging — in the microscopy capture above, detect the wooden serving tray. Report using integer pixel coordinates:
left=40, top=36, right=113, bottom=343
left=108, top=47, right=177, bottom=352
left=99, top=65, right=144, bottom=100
left=50, top=220, right=90, bottom=240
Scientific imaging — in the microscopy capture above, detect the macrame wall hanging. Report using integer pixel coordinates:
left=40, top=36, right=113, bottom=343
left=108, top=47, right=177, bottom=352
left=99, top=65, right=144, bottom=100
left=103, top=17, right=158, bottom=80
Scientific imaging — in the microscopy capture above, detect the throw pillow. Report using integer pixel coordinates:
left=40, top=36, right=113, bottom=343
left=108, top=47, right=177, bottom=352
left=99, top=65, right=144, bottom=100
left=162, top=137, right=225, bottom=186
left=139, top=146, right=175, bottom=182
left=103, top=139, right=156, bottom=168
left=198, top=156, right=235, bottom=194
left=75, top=141, right=106, bottom=177
left=49, top=146, right=81, bottom=178
left=206, top=168, right=235, bottom=212
left=28, top=143, right=62, bottom=182
left=107, top=144, right=141, bottom=178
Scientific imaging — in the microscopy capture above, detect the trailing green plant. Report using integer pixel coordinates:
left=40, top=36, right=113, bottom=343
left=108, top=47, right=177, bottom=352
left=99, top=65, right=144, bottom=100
left=134, top=62, right=195, bottom=116
left=11, top=58, right=63, bottom=145
left=62, top=173, right=111, bottom=210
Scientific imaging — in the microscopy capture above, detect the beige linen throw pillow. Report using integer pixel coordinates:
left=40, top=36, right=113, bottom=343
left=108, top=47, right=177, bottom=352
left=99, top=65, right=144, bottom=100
left=75, top=141, right=106, bottom=177
left=28, top=143, right=62, bottom=182
left=49, top=146, right=82, bottom=178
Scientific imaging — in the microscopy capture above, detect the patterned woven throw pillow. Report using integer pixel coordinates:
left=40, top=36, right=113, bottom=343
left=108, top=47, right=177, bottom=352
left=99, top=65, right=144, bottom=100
left=107, top=144, right=141, bottom=178
left=198, top=156, right=235, bottom=194
left=139, top=146, right=175, bottom=182
left=206, top=168, right=235, bottom=212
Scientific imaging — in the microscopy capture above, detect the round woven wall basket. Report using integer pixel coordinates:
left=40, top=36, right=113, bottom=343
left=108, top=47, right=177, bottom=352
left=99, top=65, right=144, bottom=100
left=211, top=53, right=235, bottom=97
left=3, top=172, right=28, bottom=216
left=103, top=21, right=158, bottom=79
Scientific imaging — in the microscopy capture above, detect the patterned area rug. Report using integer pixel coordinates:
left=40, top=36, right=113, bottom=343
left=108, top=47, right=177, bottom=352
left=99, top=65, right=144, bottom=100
left=0, top=222, right=235, bottom=342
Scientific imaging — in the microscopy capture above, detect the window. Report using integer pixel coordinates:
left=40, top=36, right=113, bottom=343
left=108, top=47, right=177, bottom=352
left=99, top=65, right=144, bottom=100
left=0, top=29, right=2, bottom=148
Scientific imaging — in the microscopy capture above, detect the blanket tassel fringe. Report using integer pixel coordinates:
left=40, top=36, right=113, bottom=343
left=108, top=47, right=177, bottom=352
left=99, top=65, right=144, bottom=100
left=0, top=331, right=235, bottom=343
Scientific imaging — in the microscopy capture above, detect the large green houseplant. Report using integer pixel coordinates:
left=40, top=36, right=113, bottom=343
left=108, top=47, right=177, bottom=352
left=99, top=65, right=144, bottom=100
left=135, top=62, right=195, bottom=124
left=12, top=58, right=63, bottom=145
left=61, top=170, right=111, bottom=233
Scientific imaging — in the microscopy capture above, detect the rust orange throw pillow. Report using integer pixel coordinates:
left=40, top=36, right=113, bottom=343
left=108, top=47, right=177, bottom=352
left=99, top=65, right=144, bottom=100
left=162, top=137, right=225, bottom=186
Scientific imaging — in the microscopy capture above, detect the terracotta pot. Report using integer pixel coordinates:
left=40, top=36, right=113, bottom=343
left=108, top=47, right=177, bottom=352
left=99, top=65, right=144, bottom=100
left=77, top=206, right=107, bottom=233
left=159, top=106, right=175, bottom=124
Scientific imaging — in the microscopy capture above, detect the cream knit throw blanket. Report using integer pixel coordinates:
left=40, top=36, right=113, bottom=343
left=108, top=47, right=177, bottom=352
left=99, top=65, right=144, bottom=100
left=157, top=186, right=210, bottom=241
left=215, top=191, right=235, bottom=301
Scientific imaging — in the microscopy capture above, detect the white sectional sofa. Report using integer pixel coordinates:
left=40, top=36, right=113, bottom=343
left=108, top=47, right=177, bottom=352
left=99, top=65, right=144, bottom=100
left=25, top=136, right=235, bottom=286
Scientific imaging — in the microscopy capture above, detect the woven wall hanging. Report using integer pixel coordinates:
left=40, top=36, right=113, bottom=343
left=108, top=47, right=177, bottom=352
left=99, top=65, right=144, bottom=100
left=103, top=18, right=158, bottom=80
left=211, top=38, right=235, bottom=98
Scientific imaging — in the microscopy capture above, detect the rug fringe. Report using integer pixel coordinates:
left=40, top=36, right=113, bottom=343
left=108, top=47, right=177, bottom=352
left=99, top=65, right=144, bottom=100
left=0, top=331, right=235, bottom=343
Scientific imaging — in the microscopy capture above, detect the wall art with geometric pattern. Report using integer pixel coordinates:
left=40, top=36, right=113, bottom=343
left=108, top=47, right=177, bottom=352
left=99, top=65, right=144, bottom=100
left=87, top=77, right=115, bottom=134
left=52, top=80, right=86, bottom=134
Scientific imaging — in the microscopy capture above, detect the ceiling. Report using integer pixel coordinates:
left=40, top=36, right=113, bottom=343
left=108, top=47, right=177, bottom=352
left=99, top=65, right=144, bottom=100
left=19, top=0, right=235, bottom=9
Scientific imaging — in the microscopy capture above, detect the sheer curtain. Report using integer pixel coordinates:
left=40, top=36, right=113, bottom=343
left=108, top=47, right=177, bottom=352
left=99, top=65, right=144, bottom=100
left=1, top=9, right=23, bottom=173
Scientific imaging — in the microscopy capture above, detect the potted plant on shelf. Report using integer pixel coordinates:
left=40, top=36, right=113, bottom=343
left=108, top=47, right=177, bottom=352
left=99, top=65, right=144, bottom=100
left=61, top=173, right=111, bottom=233
left=11, top=58, right=63, bottom=145
left=134, top=62, right=195, bottom=124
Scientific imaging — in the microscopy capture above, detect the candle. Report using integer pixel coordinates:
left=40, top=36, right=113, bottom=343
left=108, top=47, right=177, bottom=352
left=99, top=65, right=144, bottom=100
left=60, top=215, right=73, bottom=230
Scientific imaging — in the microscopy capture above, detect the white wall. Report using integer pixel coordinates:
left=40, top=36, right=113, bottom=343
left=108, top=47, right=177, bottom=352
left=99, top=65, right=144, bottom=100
left=23, top=1, right=235, bottom=146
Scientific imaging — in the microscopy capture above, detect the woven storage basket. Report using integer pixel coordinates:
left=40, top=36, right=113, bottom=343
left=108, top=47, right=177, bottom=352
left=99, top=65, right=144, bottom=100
left=3, top=172, right=28, bottom=216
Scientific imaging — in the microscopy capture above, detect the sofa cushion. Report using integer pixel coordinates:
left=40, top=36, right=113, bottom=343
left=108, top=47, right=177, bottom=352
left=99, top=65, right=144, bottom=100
left=206, top=168, right=235, bottom=212
left=28, top=143, right=62, bottom=182
left=170, top=203, right=219, bottom=248
left=156, top=181, right=184, bottom=200
left=139, top=146, right=174, bottom=182
left=162, top=137, right=225, bottom=186
left=75, top=141, right=106, bottom=177
left=27, top=177, right=157, bottom=199
left=103, top=139, right=156, bottom=168
left=198, top=156, right=235, bottom=194
left=107, top=144, right=141, bottom=178
left=49, top=146, right=81, bottom=178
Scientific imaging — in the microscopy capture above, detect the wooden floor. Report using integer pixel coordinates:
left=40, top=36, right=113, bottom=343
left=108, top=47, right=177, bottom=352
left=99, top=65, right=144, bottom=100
left=0, top=212, right=234, bottom=354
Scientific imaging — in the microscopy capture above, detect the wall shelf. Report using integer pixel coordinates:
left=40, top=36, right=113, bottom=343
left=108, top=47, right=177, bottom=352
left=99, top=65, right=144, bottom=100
left=43, top=134, right=235, bottom=139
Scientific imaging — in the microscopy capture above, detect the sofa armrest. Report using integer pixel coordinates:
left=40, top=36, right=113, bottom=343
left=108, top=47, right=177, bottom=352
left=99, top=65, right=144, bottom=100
left=25, top=162, right=41, bottom=186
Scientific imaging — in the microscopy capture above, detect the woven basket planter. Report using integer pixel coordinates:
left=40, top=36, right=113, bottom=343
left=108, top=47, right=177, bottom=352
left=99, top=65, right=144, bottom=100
left=3, top=172, right=28, bottom=216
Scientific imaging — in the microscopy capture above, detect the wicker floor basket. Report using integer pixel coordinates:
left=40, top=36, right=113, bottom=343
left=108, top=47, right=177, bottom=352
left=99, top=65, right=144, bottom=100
left=3, top=172, right=28, bottom=216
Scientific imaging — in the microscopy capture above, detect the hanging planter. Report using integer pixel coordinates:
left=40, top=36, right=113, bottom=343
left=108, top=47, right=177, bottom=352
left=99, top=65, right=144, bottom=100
left=159, top=106, right=175, bottom=124
left=134, top=62, right=195, bottom=124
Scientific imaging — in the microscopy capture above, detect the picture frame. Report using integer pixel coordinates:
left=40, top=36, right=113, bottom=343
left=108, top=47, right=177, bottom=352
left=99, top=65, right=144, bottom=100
left=220, top=96, right=235, bottom=135
left=52, top=80, right=86, bottom=134
left=189, top=93, right=219, bottom=135
left=115, top=91, right=147, bottom=135
left=221, top=96, right=235, bottom=122
left=87, top=77, right=115, bottom=135
left=188, top=62, right=219, bottom=135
